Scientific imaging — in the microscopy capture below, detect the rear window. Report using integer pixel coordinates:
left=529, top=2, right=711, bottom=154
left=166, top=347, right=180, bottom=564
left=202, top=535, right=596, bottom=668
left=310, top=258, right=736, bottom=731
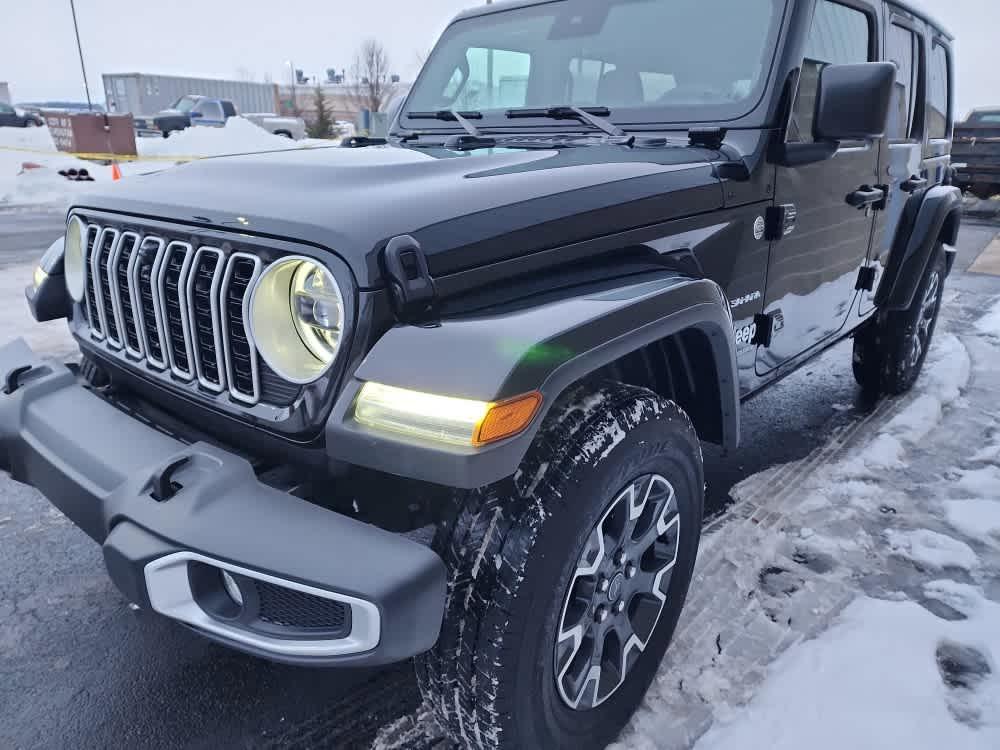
left=927, top=44, right=951, bottom=139
left=970, top=111, right=1000, bottom=124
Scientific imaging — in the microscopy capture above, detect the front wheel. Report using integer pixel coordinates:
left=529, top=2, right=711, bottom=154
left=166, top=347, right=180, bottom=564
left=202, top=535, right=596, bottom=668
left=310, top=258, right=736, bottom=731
left=416, top=382, right=704, bottom=750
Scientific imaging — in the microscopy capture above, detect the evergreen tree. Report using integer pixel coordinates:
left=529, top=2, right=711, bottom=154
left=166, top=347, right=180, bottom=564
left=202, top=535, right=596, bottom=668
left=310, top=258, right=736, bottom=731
left=308, top=83, right=333, bottom=139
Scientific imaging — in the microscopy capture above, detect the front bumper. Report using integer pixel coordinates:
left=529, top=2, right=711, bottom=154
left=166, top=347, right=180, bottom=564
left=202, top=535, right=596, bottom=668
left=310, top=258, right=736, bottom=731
left=0, top=338, right=446, bottom=667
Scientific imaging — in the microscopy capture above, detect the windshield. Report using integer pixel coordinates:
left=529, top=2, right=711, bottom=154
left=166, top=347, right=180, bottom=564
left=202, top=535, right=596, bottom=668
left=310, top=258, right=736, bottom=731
left=171, top=95, right=200, bottom=113
left=404, top=0, right=786, bottom=128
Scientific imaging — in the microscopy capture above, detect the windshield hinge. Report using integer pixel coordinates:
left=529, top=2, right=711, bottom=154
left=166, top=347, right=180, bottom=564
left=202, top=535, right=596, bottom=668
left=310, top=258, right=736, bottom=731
left=383, top=235, right=439, bottom=323
left=689, top=127, right=728, bottom=150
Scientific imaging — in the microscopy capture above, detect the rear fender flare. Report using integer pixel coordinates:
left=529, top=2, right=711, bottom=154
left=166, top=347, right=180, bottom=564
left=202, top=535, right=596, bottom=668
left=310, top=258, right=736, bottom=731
left=326, top=273, right=739, bottom=489
left=876, top=185, right=962, bottom=311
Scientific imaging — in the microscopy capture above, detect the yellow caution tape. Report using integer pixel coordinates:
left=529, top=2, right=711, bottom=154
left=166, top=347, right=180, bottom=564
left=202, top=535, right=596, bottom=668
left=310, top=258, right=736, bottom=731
left=0, top=145, right=203, bottom=163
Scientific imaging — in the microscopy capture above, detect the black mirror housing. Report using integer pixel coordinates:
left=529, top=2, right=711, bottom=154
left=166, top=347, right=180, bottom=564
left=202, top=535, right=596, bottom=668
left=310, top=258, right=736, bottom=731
left=814, top=62, right=895, bottom=142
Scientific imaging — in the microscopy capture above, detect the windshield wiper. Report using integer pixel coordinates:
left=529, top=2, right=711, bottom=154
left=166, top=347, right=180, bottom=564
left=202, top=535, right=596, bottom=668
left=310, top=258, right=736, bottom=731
left=406, top=110, right=484, bottom=136
left=401, top=109, right=499, bottom=150
left=506, top=106, right=629, bottom=140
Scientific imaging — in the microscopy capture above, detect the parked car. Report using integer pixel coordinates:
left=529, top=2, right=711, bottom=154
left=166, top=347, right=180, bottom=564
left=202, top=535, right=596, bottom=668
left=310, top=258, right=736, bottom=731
left=153, top=95, right=236, bottom=137
left=953, top=107, right=1000, bottom=199
left=0, top=103, right=43, bottom=127
left=11, top=1, right=960, bottom=749
left=17, top=101, right=105, bottom=115
left=242, top=112, right=307, bottom=140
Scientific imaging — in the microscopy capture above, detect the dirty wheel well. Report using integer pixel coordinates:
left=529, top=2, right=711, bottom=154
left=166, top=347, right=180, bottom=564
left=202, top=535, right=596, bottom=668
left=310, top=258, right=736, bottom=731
left=586, top=328, right=725, bottom=445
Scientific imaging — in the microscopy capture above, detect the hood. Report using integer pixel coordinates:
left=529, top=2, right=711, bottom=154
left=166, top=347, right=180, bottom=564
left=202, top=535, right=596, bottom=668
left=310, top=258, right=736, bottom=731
left=75, top=142, right=727, bottom=288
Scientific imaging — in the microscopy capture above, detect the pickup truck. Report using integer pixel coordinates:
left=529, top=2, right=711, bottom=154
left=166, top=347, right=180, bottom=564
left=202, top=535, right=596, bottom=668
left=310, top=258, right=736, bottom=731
left=243, top=112, right=307, bottom=140
left=148, top=95, right=305, bottom=140
left=953, top=107, right=1000, bottom=199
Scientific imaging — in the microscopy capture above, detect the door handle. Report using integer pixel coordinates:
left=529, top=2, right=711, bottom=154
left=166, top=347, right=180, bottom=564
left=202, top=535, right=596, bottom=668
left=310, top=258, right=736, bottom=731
left=901, top=175, right=928, bottom=193
left=846, top=185, right=887, bottom=209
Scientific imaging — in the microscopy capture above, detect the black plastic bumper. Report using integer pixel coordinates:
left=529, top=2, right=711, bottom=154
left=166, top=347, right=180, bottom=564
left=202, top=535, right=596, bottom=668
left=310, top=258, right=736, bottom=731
left=0, top=338, right=446, bottom=667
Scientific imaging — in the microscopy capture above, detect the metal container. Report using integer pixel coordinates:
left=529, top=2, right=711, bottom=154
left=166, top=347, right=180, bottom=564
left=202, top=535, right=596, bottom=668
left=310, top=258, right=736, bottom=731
left=102, top=73, right=279, bottom=117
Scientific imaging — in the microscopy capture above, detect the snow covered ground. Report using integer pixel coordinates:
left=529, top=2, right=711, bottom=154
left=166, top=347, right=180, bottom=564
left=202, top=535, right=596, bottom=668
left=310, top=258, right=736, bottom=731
left=0, top=119, right=337, bottom=208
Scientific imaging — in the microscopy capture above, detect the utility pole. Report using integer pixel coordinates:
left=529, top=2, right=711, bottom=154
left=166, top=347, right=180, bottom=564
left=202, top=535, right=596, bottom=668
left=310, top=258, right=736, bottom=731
left=285, top=60, right=296, bottom=113
left=69, top=0, right=93, bottom=110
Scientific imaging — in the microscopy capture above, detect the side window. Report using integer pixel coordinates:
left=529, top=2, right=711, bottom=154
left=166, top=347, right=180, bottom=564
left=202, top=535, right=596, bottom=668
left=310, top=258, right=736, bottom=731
left=927, top=44, right=950, bottom=139
left=221, top=101, right=237, bottom=118
left=457, top=48, right=531, bottom=109
left=198, top=100, right=224, bottom=121
left=887, top=24, right=918, bottom=139
left=0, top=103, right=14, bottom=114
left=788, top=0, right=872, bottom=143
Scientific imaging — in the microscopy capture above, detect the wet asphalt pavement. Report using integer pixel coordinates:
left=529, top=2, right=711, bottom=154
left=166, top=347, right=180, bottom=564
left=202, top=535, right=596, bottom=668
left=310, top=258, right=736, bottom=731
left=0, top=208, right=996, bottom=749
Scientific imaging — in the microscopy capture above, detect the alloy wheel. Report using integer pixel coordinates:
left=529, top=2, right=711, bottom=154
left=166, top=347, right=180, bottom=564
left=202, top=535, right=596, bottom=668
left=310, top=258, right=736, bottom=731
left=554, top=474, right=681, bottom=710
left=909, top=270, right=941, bottom=368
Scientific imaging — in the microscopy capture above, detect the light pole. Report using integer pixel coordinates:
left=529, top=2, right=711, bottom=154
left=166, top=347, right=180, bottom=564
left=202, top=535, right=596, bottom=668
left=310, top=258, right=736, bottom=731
left=285, top=60, right=296, bottom=113
left=69, top=0, right=94, bottom=111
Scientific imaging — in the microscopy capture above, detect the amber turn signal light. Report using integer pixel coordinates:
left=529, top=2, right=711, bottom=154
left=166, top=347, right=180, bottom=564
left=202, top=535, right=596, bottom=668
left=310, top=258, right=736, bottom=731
left=474, top=392, right=543, bottom=446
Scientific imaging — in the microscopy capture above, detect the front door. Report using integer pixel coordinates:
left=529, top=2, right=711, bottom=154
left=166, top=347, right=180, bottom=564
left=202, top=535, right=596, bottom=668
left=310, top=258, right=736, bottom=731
left=757, top=0, right=882, bottom=374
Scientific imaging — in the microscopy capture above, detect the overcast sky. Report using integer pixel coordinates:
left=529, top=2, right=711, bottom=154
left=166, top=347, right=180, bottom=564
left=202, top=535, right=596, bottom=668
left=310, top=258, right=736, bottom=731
left=2, top=0, right=996, bottom=117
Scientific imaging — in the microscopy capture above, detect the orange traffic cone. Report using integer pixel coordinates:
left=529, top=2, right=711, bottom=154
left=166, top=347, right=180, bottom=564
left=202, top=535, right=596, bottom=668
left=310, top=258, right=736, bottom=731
left=111, top=162, right=122, bottom=181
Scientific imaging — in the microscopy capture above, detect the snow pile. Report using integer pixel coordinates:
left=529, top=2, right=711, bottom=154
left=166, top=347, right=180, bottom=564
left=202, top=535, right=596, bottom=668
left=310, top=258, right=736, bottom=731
left=697, top=593, right=1000, bottom=750
left=977, top=298, right=1000, bottom=339
left=885, top=528, right=980, bottom=571
left=135, top=116, right=300, bottom=159
left=1, top=118, right=331, bottom=208
left=0, top=126, right=106, bottom=207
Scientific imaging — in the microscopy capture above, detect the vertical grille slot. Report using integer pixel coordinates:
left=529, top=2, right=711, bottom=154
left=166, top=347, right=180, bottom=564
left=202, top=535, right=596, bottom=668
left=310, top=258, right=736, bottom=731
left=130, top=237, right=168, bottom=369
left=93, top=228, right=122, bottom=348
left=187, top=247, right=226, bottom=391
left=110, top=232, right=142, bottom=358
left=220, top=253, right=263, bottom=404
left=83, top=225, right=103, bottom=338
left=157, top=242, right=195, bottom=380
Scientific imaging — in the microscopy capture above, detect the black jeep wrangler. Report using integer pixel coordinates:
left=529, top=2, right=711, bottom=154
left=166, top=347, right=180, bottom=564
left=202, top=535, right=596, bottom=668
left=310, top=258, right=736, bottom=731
left=7, top=0, right=960, bottom=747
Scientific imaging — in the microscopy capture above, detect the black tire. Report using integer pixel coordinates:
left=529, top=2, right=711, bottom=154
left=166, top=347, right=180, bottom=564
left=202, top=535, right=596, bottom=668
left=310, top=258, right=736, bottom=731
left=969, top=183, right=998, bottom=201
left=853, top=242, right=947, bottom=396
left=415, top=381, right=704, bottom=750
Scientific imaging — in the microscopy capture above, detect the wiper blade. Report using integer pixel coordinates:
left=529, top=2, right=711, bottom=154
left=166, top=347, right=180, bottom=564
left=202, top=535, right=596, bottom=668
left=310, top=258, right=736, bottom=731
left=405, top=110, right=484, bottom=137
left=506, top=106, right=628, bottom=139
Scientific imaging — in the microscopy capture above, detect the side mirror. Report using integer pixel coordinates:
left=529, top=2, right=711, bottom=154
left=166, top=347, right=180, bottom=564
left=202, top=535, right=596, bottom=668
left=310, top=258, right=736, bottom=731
left=190, top=111, right=203, bottom=119
left=814, top=62, right=895, bottom=141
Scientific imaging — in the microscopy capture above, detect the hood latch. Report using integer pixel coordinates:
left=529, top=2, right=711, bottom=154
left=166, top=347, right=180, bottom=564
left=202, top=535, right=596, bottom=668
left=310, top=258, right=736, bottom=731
left=383, top=235, right=439, bottom=324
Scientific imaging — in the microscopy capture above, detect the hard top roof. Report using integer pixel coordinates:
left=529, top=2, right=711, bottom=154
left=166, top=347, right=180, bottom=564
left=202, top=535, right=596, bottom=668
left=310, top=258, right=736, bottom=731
left=453, top=0, right=953, bottom=41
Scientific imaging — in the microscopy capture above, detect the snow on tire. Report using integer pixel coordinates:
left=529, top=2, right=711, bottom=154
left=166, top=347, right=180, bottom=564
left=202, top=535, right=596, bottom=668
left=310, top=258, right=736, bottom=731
left=415, top=381, right=704, bottom=750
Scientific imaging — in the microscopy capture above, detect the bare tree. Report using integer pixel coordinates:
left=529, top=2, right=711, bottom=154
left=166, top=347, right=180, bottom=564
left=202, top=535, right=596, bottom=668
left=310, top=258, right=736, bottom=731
left=348, top=39, right=397, bottom=113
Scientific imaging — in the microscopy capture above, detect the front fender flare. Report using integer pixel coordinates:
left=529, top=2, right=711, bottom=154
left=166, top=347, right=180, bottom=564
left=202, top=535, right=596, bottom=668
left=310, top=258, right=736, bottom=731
left=876, top=185, right=962, bottom=311
left=326, top=273, right=738, bottom=489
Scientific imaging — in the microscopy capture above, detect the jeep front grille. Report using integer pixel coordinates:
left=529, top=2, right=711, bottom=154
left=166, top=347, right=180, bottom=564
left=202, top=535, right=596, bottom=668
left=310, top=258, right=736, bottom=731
left=81, top=223, right=265, bottom=404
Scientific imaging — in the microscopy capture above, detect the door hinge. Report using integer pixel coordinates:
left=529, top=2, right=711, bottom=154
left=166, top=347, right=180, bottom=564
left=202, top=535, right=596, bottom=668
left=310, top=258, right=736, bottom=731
left=752, top=310, right=784, bottom=347
left=383, top=235, right=439, bottom=323
left=856, top=265, right=878, bottom=291
left=765, top=204, right=798, bottom=241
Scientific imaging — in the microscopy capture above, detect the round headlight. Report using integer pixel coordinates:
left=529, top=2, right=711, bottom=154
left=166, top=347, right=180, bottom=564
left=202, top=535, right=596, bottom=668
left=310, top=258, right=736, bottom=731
left=64, top=216, right=87, bottom=303
left=249, top=256, right=344, bottom=384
